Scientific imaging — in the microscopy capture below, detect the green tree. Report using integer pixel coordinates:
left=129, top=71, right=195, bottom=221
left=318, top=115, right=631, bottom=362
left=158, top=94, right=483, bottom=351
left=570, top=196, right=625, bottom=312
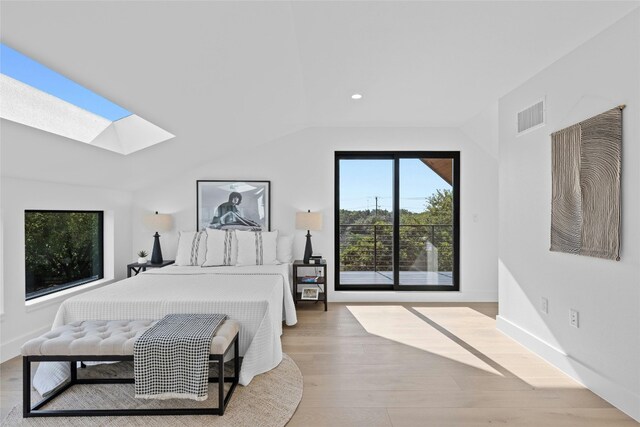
left=25, top=212, right=102, bottom=297
left=420, top=189, right=454, bottom=271
left=422, top=189, right=453, bottom=225
left=339, top=189, right=454, bottom=273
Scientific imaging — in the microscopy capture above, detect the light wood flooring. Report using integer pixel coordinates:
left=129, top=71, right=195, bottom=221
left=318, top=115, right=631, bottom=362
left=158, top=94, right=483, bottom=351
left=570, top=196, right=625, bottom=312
left=1, top=302, right=638, bottom=425
left=284, top=302, right=637, bottom=426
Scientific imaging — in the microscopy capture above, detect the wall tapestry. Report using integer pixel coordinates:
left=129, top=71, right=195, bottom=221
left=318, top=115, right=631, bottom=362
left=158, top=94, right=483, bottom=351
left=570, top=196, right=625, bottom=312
left=197, top=180, right=270, bottom=231
left=550, top=106, right=623, bottom=261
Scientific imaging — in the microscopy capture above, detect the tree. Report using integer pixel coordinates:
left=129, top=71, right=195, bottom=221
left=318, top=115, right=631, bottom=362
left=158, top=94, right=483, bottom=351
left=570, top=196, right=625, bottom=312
left=339, top=189, right=454, bottom=273
left=25, top=212, right=102, bottom=297
left=422, top=189, right=453, bottom=225
left=421, top=189, right=454, bottom=271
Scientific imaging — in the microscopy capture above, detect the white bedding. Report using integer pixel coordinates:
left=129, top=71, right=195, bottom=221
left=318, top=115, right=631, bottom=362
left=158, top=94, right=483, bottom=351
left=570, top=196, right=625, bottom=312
left=33, top=264, right=297, bottom=394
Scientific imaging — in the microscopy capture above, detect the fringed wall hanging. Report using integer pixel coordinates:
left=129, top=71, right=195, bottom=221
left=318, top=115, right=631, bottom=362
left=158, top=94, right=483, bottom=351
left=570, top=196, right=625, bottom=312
left=550, top=105, right=623, bottom=261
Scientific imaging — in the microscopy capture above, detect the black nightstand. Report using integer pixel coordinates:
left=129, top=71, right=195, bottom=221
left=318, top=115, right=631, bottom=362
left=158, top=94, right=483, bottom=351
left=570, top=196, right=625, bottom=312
left=293, top=260, right=327, bottom=311
left=127, top=260, right=175, bottom=277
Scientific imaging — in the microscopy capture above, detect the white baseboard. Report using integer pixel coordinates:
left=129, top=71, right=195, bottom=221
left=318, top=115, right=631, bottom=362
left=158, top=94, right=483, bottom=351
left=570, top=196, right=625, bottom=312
left=1, top=325, right=50, bottom=363
left=496, top=315, right=640, bottom=422
left=330, top=291, right=497, bottom=303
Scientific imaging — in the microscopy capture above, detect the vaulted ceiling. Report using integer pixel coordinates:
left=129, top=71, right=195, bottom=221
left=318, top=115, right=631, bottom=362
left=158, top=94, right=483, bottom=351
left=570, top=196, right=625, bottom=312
left=1, top=1, right=637, bottom=190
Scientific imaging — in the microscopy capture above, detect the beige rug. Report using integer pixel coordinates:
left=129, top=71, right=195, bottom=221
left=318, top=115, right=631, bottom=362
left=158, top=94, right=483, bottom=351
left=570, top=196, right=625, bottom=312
left=3, top=354, right=302, bottom=426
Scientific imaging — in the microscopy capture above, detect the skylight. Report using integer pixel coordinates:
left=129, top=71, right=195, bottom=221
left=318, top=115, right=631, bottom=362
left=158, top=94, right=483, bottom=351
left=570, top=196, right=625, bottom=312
left=1, top=44, right=131, bottom=121
left=0, top=43, right=173, bottom=155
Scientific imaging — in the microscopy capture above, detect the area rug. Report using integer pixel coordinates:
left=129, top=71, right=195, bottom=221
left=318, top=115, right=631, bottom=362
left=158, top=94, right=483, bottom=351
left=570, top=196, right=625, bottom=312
left=2, top=354, right=302, bottom=426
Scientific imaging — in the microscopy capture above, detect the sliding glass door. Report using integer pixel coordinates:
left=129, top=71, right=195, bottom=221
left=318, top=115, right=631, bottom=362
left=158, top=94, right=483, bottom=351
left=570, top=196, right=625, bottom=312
left=338, top=157, right=395, bottom=286
left=335, top=152, right=459, bottom=291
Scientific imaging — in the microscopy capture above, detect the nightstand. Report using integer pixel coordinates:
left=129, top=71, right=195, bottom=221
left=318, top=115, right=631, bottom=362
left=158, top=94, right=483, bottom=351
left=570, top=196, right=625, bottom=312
left=293, top=260, right=327, bottom=311
left=127, top=260, right=175, bottom=277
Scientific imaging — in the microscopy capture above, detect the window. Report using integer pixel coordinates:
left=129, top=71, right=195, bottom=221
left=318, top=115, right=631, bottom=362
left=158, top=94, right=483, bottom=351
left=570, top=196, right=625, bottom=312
left=25, top=210, right=104, bottom=300
left=1, top=44, right=174, bottom=155
left=335, top=152, right=460, bottom=291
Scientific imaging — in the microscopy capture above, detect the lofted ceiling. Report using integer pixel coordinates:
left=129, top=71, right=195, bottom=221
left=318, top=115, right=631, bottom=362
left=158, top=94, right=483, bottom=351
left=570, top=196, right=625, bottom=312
left=1, top=1, right=637, bottom=190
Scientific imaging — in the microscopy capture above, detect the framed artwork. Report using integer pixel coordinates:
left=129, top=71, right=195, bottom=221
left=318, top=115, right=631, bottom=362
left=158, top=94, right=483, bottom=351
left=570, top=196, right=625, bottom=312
left=301, top=286, right=319, bottom=300
left=550, top=106, right=622, bottom=261
left=197, top=180, right=270, bottom=231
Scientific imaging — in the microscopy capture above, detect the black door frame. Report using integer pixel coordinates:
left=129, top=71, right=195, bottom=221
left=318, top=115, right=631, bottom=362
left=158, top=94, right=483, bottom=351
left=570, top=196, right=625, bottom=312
left=334, top=151, right=460, bottom=292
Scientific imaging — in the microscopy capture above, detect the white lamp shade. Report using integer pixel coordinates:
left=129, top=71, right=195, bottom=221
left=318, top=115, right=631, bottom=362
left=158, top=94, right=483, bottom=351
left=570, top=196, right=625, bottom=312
left=144, top=212, right=173, bottom=232
left=296, top=211, right=323, bottom=231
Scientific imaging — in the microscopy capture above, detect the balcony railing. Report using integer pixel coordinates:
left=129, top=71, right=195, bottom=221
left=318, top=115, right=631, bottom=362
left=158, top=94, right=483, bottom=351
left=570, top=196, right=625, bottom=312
left=339, top=223, right=453, bottom=272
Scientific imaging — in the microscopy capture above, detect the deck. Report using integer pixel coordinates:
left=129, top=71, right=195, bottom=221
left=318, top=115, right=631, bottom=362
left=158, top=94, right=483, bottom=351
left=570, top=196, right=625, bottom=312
left=340, top=271, right=453, bottom=286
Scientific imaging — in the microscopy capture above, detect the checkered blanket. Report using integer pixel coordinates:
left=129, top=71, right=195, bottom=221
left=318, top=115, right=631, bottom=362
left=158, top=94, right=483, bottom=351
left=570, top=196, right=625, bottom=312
left=134, top=313, right=227, bottom=401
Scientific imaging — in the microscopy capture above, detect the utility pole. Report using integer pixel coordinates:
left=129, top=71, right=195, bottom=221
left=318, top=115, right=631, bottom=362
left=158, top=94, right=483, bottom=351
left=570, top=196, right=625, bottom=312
left=375, top=196, right=379, bottom=217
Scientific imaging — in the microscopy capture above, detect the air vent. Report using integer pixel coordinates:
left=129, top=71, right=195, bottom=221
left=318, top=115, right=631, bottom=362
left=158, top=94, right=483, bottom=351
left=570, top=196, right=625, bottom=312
left=517, top=99, right=545, bottom=134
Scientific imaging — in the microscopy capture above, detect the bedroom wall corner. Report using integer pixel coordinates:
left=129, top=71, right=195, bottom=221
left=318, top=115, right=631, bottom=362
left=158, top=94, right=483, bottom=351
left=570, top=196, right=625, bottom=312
left=0, top=177, right=134, bottom=362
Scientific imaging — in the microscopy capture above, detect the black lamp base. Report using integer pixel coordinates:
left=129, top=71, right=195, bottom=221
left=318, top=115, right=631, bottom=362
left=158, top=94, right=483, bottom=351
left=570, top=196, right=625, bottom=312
left=303, top=231, right=313, bottom=264
left=151, top=232, right=164, bottom=264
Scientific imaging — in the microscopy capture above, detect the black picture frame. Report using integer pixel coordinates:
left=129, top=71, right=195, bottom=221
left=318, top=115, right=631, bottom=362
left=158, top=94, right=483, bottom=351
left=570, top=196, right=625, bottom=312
left=196, top=180, right=271, bottom=231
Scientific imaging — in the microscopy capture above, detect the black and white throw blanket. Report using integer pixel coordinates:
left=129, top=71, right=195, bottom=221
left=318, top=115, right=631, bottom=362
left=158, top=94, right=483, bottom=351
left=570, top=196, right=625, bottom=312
left=134, top=313, right=227, bottom=401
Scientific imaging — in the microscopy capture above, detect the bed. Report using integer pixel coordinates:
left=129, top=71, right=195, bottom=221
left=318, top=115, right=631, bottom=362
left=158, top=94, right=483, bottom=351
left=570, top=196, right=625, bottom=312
left=32, top=263, right=297, bottom=395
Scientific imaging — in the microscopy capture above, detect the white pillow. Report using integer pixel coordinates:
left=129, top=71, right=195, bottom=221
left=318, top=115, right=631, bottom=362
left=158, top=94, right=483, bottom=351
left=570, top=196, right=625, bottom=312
left=277, top=235, right=294, bottom=263
left=236, top=230, right=279, bottom=266
left=174, top=231, right=207, bottom=266
left=202, top=229, right=237, bottom=266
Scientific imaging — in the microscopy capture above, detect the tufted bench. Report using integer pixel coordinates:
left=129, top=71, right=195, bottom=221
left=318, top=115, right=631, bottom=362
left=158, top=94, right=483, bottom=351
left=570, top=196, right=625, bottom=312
left=21, top=319, right=240, bottom=418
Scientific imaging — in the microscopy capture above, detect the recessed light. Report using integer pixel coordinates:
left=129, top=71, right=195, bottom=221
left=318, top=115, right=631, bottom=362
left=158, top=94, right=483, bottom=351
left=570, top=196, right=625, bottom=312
left=351, top=93, right=363, bottom=100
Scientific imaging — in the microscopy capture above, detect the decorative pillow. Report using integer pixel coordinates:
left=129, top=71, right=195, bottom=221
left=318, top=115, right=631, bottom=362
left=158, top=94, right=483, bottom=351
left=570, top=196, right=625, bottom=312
left=174, top=231, right=207, bottom=266
left=202, top=229, right=237, bottom=266
left=236, top=230, right=279, bottom=266
left=276, top=235, right=294, bottom=264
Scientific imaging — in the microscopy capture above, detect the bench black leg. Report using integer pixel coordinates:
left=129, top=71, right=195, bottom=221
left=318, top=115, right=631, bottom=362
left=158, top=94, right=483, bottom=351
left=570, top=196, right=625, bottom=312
left=222, top=335, right=239, bottom=412
left=218, top=355, right=225, bottom=416
left=234, top=337, right=240, bottom=384
left=23, top=357, right=31, bottom=417
left=70, top=361, right=77, bottom=382
left=25, top=357, right=76, bottom=417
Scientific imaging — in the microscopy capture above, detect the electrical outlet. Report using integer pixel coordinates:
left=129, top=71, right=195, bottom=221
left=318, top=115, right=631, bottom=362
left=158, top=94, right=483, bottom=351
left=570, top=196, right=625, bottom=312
left=570, top=309, right=579, bottom=328
left=541, top=297, right=548, bottom=314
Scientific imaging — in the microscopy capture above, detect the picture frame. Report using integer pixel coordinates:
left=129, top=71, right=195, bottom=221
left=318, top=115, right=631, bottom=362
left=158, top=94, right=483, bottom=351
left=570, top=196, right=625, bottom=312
left=301, top=286, right=319, bottom=300
left=197, top=180, right=270, bottom=231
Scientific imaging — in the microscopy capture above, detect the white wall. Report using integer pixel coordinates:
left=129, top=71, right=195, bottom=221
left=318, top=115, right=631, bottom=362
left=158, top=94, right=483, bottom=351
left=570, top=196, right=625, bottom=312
left=132, top=126, right=499, bottom=303
left=497, top=10, right=640, bottom=421
left=0, top=177, right=133, bottom=362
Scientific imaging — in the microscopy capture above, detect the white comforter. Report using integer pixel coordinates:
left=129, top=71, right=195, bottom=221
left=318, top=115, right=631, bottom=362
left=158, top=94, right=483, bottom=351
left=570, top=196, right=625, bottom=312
left=33, top=264, right=297, bottom=394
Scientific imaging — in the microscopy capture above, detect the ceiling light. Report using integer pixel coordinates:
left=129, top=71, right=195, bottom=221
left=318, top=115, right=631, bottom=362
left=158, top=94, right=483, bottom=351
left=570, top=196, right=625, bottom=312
left=351, top=93, right=363, bottom=100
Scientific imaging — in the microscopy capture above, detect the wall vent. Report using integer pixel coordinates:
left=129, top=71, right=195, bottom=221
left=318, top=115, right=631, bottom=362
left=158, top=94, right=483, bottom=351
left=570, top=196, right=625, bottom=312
left=517, top=99, right=545, bottom=134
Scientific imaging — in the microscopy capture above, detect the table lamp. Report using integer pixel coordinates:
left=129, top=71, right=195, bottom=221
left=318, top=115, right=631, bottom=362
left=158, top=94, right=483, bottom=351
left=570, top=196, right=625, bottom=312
left=143, top=211, right=173, bottom=264
left=295, top=210, right=323, bottom=263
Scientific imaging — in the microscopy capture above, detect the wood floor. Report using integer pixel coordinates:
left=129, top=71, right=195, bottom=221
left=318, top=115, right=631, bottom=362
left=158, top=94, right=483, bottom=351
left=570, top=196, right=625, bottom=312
left=1, top=302, right=637, bottom=425
left=284, top=302, right=637, bottom=426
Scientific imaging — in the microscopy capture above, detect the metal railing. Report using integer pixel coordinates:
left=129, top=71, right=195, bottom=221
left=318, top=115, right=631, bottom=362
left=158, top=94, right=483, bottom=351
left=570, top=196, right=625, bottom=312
left=339, top=224, right=453, bottom=272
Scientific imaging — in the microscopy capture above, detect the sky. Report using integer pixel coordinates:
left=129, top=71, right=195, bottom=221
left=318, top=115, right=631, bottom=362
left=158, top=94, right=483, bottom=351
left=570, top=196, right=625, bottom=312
left=0, top=43, right=131, bottom=121
left=339, top=158, right=451, bottom=213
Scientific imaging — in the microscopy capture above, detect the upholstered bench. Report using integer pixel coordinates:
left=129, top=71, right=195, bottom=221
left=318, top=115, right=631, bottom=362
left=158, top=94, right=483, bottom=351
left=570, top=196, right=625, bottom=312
left=22, top=319, right=240, bottom=417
